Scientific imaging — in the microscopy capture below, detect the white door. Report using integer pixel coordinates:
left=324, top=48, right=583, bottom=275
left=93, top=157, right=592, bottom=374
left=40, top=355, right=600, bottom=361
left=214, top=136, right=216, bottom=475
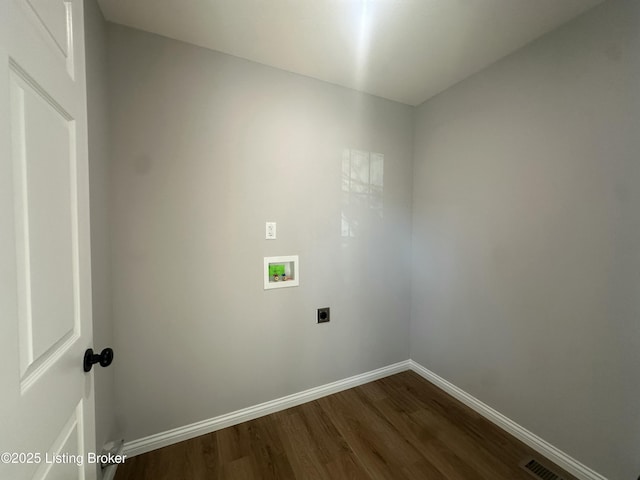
left=0, top=0, right=97, bottom=479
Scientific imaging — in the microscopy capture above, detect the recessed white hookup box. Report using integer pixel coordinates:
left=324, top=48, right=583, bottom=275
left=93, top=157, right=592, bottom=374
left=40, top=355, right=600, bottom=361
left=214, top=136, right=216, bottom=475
left=264, top=255, right=299, bottom=290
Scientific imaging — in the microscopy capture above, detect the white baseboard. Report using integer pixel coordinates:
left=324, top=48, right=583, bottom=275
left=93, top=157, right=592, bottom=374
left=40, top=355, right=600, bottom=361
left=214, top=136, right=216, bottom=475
left=123, top=358, right=606, bottom=480
left=123, top=360, right=410, bottom=457
left=407, top=360, right=607, bottom=480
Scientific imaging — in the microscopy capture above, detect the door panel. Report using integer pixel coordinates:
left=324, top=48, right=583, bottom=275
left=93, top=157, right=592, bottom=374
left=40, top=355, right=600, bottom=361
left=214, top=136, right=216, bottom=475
left=33, top=402, right=85, bottom=480
left=24, top=0, right=70, bottom=56
left=0, top=0, right=96, bottom=478
left=20, top=0, right=74, bottom=76
left=10, top=66, right=79, bottom=383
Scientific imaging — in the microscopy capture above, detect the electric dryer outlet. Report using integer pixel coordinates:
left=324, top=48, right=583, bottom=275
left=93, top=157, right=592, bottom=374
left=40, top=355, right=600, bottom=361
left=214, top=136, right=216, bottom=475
left=317, top=307, right=330, bottom=323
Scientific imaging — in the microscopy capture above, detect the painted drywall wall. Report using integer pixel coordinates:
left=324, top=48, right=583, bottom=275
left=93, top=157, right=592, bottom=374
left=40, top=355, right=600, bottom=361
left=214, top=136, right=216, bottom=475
left=107, top=24, right=413, bottom=442
left=84, top=0, right=118, bottom=455
left=410, top=1, right=640, bottom=478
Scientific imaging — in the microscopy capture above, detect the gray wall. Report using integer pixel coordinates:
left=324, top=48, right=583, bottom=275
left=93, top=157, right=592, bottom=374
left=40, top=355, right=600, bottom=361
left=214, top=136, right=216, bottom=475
left=410, top=1, right=640, bottom=479
left=107, top=24, right=414, bottom=441
left=84, top=0, right=118, bottom=456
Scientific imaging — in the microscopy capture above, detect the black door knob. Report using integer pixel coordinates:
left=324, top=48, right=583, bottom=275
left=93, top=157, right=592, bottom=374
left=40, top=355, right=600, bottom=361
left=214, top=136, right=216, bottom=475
left=83, top=347, right=114, bottom=372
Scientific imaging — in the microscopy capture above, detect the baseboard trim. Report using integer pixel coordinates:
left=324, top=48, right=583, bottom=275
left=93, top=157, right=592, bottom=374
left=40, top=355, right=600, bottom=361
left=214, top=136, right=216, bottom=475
left=123, top=359, right=606, bottom=480
left=123, top=360, right=410, bottom=457
left=407, top=360, right=607, bottom=480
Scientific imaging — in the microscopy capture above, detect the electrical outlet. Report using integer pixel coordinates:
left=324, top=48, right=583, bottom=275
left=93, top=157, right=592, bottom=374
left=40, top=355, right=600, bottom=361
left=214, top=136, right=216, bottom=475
left=317, top=307, right=330, bottom=323
left=265, top=222, right=276, bottom=240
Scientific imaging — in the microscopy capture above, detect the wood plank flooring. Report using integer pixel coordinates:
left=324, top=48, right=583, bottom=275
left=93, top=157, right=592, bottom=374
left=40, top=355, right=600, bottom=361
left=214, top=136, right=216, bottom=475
left=114, top=371, right=577, bottom=480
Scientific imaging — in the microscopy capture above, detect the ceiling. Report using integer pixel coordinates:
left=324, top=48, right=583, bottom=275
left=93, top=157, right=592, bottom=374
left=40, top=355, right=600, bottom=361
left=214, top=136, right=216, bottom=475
left=97, top=0, right=605, bottom=106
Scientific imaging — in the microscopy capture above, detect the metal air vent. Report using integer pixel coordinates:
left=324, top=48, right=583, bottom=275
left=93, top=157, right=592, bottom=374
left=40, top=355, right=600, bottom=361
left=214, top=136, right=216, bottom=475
left=519, top=458, right=565, bottom=480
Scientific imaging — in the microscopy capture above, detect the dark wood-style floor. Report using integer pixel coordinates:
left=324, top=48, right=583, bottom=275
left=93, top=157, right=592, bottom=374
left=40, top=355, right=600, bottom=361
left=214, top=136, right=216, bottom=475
left=115, top=371, right=576, bottom=480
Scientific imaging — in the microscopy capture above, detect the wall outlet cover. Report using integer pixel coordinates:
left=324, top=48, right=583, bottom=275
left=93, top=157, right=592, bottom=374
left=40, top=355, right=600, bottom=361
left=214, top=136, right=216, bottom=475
left=317, top=307, right=330, bottom=323
left=266, top=222, right=277, bottom=240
